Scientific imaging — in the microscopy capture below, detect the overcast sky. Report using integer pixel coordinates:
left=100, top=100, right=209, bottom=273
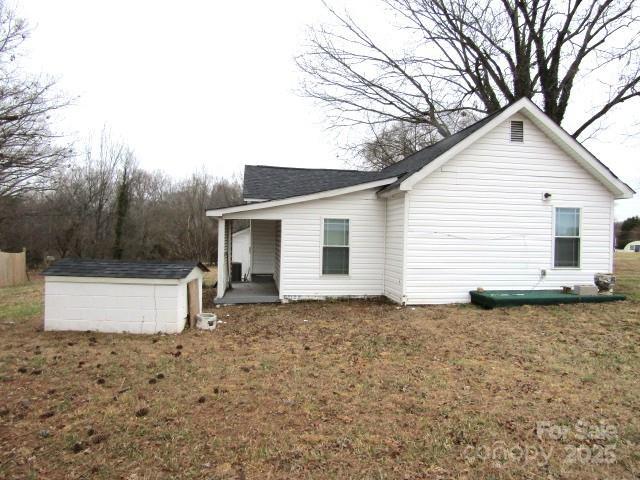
left=17, top=0, right=640, bottom=219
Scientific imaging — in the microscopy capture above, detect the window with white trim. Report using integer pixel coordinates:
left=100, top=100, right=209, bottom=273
left=322, top=219, right=349, bottom=274
left=554, top=208, right=580, bottom=268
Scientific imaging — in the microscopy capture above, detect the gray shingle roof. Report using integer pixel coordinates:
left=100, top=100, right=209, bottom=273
left=238, top=100, right=631, bottom=202
left=242, top=109, right=507, bottom=202
left=376, top=107, right=507, bottom=192
left=42, top=258, right=209, bottom=279
left=243, top=165, right=393, bottom=201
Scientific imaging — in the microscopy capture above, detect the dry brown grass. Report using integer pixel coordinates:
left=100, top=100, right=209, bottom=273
left=615, top=252, right=640, bottom=301
left=202, top=266, right=217, bottom=288
left=0, top=255, right=638, bottom=479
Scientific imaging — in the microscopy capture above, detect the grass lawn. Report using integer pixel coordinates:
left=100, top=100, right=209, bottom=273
left=0, top=255, right=639, bottom=479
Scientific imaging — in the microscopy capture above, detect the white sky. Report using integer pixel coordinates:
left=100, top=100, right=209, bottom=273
left=16, top=0, right=640, bottom=219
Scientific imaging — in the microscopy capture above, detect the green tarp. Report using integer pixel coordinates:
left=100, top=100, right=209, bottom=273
left=470, top=289, right=626, bottom=309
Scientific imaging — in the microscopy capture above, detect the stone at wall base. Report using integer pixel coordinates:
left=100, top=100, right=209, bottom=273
left=574, top=284, right=598, bottom=296
left=594, top=273, right=616, bottom=294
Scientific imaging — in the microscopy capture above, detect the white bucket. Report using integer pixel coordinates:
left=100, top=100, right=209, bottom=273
left=196, top=313, right=218, bottom=330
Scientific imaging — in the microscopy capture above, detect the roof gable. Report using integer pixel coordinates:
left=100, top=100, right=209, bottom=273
left=225, top=98, right=633, bottom=212
left=394, top=98, right=634, bottom=199
left=378, top=104, right=509, bottom=187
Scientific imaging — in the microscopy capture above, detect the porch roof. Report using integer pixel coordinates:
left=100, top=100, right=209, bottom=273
left=206, top=177, right=397, bottom=217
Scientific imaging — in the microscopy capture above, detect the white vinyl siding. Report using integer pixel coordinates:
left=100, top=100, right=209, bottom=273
left=250, top=220, right=276, bottom=275
left=383, top=193, right=405, bottom=303
left=226, top=189, right=386, bottom=299
left=404, top=113, right=614, bottom=304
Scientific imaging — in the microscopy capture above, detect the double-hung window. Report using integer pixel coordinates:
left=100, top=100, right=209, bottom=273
left=554, top=207, right=580, bottom=268
left=322, top=218, right=349, bottom=275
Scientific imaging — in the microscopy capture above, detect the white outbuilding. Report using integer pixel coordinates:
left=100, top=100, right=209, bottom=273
left=623, top=240, right=640, bottom=252
left=43, top=259, right=208, bottom=334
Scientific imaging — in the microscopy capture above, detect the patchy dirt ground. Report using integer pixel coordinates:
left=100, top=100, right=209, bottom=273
left=0, top=255, right=638, bottom=479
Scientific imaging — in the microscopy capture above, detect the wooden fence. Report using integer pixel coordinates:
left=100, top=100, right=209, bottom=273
left=0, top=249, right=28, bottom=288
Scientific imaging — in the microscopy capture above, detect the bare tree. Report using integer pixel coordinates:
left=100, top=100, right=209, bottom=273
left=346, top=122, right=439, bottom=170
left=0, top=1, right=71, bottom=198
left=127, top=168, right=171, bottom=259
left=87, top=129, right=129, bottom=255
left=112, top=157, right=134, bottom=259
left=298, top=0, right=640, bottom=145
left=162, top=171, right=242, bottom=262
left=43, top=130, right=130, bottom=258
left=347, top=111, right=478, bottom=170
left=0, top=151, right=243, bottom=264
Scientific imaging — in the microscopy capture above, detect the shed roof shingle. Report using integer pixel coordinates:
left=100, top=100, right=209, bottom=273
left=42, top=259, right=208, bottom=279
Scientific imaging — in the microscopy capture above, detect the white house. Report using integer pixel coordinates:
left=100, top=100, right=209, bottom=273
left=207, top=98, right=634, bottom=305
left=43, top=259, right=208, bottom=333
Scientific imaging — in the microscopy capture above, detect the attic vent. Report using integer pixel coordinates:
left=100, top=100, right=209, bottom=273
left=510, top=120, right=524, bottom=142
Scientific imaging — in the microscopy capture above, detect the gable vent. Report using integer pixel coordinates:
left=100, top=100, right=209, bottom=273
left=510, top=120, right=524, bottom=142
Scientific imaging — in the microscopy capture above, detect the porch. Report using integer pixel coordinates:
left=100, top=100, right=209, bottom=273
left=214, top=275, right=280, bottom=305
left=215, top=218, right=282, bottom=304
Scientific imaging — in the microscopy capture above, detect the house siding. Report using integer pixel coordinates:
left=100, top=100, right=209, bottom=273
left=251, top=220, right=276, bottom=275
left=227, top=189, right=386, bottom=299
left=405, top=113, right=615, bottom=304
left=383, top=193, right=405, bottom=303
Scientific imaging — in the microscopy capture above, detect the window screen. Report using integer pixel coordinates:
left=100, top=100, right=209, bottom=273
left=554, top=208, right=580, bottom=267
left=323, top=219, right=349, bottom=274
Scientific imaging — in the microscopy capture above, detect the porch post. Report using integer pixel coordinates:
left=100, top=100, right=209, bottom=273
left=217, top=218, right=226, bottom=299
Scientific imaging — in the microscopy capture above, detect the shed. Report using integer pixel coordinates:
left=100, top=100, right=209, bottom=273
left=42, top=259, right=209, bottom=334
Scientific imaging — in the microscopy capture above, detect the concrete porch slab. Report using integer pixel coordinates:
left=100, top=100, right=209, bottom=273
left=215, top=279, right=280, bottom=305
